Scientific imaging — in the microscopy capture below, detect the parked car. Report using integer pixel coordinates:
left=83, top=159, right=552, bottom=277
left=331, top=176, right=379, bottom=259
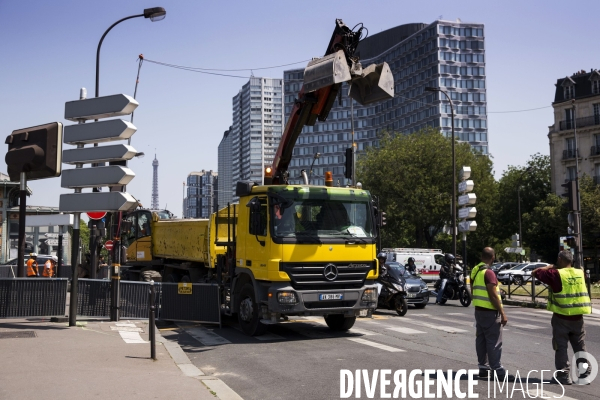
left=497, top=262, right=549, bottom=285
left=490, top=262, right=520, bottom=276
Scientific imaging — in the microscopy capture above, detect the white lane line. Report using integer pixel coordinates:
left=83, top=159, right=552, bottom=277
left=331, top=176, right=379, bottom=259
left=255, top=333, right=284, bottom=341
left=510, top=310, right=552, bottom=317
left=184, top=326, right=231, bottom=346
left=119, top=331, right=148, bottom=344
left=512, top=324, right=543, bottom=330
left=349, top=328, right=378, bottom=336
left=445, top=312, right=469, bottom=316
left=387, top=327, right=426, bottom=334
left=348, top=338, right=404, bottom=352
left=401, top=317, right=468, bottom=333
left=116, top=323, right=137, bottom=327
left=420, top=315, right=474, bottom=326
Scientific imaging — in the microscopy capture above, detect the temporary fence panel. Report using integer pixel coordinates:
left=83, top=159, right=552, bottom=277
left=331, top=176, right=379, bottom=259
left=77, top=278, right=111, bottom=317
left=0, top=266, right=17, bottom=278
left=0, top=278, right=68, bottom=318
left=120, top=281, right=161, bottom=319
left=160, top=283, right=221, bottom=325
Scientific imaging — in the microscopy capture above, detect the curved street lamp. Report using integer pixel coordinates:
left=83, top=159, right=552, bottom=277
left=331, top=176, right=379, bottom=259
left=425, top=86, right=456, bottom=256
left=309, top=152, right=321, bottom=184
left=95, top=7, right=166, bottom=98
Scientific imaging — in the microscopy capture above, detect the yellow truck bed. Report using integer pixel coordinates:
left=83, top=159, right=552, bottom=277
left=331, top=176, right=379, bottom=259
left=151, top=219, right=210, bottom=263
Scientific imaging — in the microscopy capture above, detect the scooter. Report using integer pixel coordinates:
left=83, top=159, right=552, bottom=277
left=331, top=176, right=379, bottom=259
left=376, top=264, right=408, bottom=316
left=433, top=264, right=471, bottom=307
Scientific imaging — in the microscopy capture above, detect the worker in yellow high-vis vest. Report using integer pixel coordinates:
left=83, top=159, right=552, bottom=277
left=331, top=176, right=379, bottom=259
left=533, top=250, right=592, bottom=386
left=470, top=247, right=508, bottom=381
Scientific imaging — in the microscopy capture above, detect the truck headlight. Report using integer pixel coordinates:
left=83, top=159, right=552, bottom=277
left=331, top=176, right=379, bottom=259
left=361, top=288, right=377, bottom=302
left=277, top=291, right=298, bottom=304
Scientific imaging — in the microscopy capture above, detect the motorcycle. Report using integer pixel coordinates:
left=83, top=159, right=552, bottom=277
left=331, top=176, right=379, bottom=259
left=433, top=264, right=471, bottom=307
left=376, top=262, right=409, bottom=316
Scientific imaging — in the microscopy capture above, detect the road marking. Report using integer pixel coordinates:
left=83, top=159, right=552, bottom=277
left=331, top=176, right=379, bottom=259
left=184, top=326, right=231, bottom=346
left=445, top=312, right=469, bottom=316
left=348, top=338, right=404, bottom=352
left=119, top=331, right=148, bottom=344
left=386, top=327, right=426, bottom=334
left=401, top=317, right=468, bottom=333
left=420, top=315, right=474, bottom=326
left=512, top=323, right=543, bottom=330
left=255, top=333, right=284, bottom=341
left=349, top=328, right=378, bottom=336
left=111, top=326, right=143, bottom=332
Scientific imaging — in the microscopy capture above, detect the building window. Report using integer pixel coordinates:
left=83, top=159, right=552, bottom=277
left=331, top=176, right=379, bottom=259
left=592, top=80, right=600, bottom=95
left=564, top=85, right=575, bottom=99
left=567, top=166, right=577, bottom=182
left=594, top=103, right=600, bottom=124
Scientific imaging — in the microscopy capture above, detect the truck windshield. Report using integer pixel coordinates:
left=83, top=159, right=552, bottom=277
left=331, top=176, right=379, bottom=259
left=271, top=198, right=374, bottom=239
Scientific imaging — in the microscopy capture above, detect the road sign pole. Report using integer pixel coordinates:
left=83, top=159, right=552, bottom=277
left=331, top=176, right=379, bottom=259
left=57, top=226, right=63, bottom=278
left=17, top=172, right=27, bottom=277
left=69, top=213, right=80, bottom=327
left=90, top=225, right=97, bottom=279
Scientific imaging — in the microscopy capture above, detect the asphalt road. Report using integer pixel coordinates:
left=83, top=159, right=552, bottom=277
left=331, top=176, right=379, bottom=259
left=160, top=301, right=600, bottom=400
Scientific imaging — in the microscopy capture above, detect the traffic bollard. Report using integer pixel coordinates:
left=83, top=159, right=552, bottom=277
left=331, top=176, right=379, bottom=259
left=149, top=280, right=156, bottom=360
left=586, top=269, right=592, bottom=296
left=531, top=274, right=536, bottom=303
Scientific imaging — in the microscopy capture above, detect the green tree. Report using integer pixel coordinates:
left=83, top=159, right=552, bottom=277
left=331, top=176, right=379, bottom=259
left=579, top=175, right=600, bottom=249
left=522, top=194, right=567, bottom=262
left=495, top=153, right=551, bottom=244
left=357, top=128, right=497, bottom=265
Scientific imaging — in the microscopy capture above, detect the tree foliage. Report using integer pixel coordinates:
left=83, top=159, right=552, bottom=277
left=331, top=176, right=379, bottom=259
left=357, top=128, right=496, bottom=264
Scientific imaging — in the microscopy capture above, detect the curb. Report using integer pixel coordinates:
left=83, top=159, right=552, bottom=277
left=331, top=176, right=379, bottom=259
left=503, top=299, right=547, bottom=309
left=155, top=326, right=243, bottom=400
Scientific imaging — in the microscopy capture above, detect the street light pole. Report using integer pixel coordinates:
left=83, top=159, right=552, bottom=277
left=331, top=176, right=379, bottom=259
left=426, top=87, right=456, bottom=256
left=572, top=100, right=583, bottom=269
left=309, top=153, right=321, bottom=184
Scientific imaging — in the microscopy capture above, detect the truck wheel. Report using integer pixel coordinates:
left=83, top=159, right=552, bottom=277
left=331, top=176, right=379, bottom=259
left=237, top=283, right=266, bottom=336
left=324, top=315, right=356, bottom=331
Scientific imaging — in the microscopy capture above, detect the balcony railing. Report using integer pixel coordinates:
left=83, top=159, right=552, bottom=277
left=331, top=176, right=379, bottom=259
left=563, top=149, right=579, bottom=159
left=559, top=115, right=600, bottom=131
left=591, top=146, right=600, bottom=156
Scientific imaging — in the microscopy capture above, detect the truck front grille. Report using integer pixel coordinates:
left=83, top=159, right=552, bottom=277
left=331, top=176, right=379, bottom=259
left=280, top=262, right=373, bottom=290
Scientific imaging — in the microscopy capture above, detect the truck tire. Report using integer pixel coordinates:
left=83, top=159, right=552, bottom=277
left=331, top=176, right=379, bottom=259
left=237, top=283, right=266, bottom=336
left=324, top=315, right=356, bottom=331
left=141, top=270, right=162, bottom=282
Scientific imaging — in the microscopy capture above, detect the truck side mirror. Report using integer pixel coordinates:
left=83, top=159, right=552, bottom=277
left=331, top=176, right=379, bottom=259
left=246, top=197, right=263, bottom=236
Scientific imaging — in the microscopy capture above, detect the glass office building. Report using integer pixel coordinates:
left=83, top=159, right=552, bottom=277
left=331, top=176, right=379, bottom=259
left=283, top=20, right=487, bottom=185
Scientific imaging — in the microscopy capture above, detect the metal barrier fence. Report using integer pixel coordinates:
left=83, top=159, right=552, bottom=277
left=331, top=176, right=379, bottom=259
left=0, top=278, right=68, bottom=318
left=77, top=279, right=111, bottom=317
left=501, top=272, right=548, bottom=302
left=120, top=280, right=161, bottom=319
left=158, top=283, right=221, bottom=325
left=0, top=265, right=73, bottom=278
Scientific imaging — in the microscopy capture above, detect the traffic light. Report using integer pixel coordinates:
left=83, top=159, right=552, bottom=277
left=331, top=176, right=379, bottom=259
left=344, top=147, right=353, bottom=179
left=380, top=211, right=387, bottom=226
left=565, top=236, right=576, bottom=248
left=5, top=122, right=63, bottom=181
left=561, top=180, right=579, bottom=211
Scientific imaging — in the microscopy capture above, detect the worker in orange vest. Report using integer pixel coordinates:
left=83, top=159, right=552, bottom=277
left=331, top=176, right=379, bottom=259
left=26, top=253, right=39, bottom=277
left=42, top=257, right=56, bottom=278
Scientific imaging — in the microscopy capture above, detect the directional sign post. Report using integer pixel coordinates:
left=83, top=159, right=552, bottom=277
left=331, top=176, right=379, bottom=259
left=60, top=90, right=139, bottom=328
left=458, top=166, right=476, bottom=274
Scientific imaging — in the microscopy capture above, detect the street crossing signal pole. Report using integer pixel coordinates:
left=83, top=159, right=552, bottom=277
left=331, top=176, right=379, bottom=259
left=17, top=173, right=27, bottom=277
left=572, top=100, right=583, bottom=269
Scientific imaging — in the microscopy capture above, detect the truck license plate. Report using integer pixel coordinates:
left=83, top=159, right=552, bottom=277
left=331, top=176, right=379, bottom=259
left=319, top=294, right=343, bottom=301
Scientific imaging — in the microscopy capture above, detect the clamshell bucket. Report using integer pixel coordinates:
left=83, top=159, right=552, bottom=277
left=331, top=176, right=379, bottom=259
left=303, top=50, right=351, bottom=93
left=349, top=62, right=394, bottom=105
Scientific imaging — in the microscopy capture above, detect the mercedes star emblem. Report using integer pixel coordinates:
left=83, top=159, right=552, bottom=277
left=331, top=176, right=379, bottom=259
left=323, top=264, right=338, bottom=281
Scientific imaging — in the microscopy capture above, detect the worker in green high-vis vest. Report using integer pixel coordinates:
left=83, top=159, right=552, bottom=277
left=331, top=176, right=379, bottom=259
left=470, top=247, right=508, bottom=381
left=533, top=250, right=592, bottom=386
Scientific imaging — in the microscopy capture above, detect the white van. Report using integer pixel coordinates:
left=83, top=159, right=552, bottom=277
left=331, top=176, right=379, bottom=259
left=383, top=248, right=445, bottom=282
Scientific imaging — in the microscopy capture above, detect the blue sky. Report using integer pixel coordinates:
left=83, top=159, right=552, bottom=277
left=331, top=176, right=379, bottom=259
left=1, top=0, right=598, bottom=216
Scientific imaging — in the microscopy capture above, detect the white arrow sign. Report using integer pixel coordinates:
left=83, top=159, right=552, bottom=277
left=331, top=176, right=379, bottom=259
left=59, top=192, right=137, bottom=212
left=45, top=239, right=59, bottom=246
left=63, top=119, right=137, bottom=145
left=459, top=220, right=477, bottom=232
left=458, top=193, right=477, bottom=206
left=458, top=180, right=474, bottom=193
left=44, top=233, right=60, bottom=239
left=63, top=144, right=137, bottom=164
left=458, top=206, right=477, bottom=219
left=64, top=94, right=138, bottom=121
left=61, top=166, right=135, bottom=188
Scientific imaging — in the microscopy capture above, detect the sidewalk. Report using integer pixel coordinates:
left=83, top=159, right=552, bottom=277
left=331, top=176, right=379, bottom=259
left=0, top=317, right=241, bottom=400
